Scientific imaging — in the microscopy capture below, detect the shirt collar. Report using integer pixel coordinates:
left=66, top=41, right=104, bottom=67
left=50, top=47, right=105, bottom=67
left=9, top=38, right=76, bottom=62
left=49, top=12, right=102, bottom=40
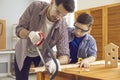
left=39, top=5, right=49, bottom=16
left=38, top=5, right=63, bottom=29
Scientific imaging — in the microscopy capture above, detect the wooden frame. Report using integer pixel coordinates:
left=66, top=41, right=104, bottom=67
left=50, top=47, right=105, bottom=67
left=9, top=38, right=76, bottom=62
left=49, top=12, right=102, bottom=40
left=0, top=19, right=6, bottom=50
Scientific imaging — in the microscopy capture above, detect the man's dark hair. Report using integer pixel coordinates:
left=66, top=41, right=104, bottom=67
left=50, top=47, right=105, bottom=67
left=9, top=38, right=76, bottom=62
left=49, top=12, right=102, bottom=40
left=55, top=0, right=75, bottom=12
left=77, top=13, right=94, bottom=26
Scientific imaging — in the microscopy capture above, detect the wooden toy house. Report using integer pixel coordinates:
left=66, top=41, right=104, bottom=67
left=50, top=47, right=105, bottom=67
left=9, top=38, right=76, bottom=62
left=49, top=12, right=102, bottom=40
left=104, top=43, right=119, bottom=68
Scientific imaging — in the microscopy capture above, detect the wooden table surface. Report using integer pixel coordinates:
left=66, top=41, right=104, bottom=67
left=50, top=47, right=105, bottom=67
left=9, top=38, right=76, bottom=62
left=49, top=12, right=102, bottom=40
left=31, top=61, right=120, bottom=80
left=61, top=64, right=120, bottom=80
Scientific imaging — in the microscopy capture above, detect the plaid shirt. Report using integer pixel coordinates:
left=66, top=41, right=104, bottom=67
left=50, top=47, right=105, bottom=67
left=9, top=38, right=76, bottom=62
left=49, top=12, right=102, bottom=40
left=15, top=1, right=70, bottom=70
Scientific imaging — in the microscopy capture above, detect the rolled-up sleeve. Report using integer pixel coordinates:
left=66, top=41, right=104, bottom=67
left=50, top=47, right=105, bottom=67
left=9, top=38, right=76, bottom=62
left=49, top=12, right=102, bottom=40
left=56, top=20, right=70, bottom=57
left=16, top=1, right=35, bottom=37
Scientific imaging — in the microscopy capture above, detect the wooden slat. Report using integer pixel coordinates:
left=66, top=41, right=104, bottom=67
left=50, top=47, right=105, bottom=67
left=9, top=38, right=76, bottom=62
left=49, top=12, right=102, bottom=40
left=30, top=64, right=79, bottom=73
left=91, top=9, right=103, bottom=60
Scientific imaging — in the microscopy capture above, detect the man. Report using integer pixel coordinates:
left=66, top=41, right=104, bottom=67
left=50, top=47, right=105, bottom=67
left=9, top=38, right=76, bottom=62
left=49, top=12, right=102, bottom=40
left=68, top=13, right=97, bottom=68
left=15, top=0, right=75, bottom=80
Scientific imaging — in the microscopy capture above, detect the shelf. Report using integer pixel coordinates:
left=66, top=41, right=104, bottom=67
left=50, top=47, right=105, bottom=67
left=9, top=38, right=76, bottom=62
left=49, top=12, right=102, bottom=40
left=11, top=24, right=19, bottom=50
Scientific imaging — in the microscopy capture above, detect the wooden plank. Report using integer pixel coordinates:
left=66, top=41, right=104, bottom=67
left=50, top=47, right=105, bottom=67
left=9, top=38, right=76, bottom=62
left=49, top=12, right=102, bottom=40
left=30, top=64, right=79, bottom=73
left=30, top=61, right=105, bottom=73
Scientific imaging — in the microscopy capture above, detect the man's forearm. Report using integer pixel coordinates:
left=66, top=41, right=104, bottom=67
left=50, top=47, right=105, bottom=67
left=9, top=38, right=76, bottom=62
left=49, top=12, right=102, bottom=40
left=19, top=29, right=29, bottom=39
left=58, top=55, right=69, bottom=64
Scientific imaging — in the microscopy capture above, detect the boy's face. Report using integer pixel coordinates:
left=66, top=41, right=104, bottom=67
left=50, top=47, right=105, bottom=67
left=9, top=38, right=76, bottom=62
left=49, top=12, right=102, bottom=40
left=48, top=2, right=69, bottom=22
left=74, top=22, right=90, bottom=37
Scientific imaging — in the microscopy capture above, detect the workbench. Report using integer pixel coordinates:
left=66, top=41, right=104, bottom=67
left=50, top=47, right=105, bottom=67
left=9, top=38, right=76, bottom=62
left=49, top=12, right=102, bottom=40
left=31, top=60, right=120, bottom=80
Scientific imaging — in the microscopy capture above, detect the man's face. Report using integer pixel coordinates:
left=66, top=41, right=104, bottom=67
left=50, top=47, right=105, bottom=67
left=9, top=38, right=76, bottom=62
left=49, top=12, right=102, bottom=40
left=49, top=2, right=69, bottom=22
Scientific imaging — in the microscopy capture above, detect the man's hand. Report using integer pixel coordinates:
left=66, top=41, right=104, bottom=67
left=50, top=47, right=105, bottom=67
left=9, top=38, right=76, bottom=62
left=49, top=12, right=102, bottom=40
left=28, top=31, right=44, bottom=46
left=46, top=59, right=61, bottom=74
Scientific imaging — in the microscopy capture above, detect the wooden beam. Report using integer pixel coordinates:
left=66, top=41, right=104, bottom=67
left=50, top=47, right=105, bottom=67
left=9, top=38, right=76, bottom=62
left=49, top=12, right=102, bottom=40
left=30, top=60, right=105, bottom=73
left=30, top=64, right=79, bottom=73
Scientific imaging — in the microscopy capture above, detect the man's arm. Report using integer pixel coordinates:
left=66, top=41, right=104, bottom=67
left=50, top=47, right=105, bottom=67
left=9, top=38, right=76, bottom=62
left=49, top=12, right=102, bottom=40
left=16, top=2, right=34, bottom=39
left=56, top=20, right=70, bottom=65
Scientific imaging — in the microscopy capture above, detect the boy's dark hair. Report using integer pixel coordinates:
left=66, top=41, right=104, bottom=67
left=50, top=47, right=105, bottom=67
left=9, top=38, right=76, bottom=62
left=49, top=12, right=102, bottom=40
left=77, top=13, right=94, bottom=26
left=55, top=0, right=75, bottom=12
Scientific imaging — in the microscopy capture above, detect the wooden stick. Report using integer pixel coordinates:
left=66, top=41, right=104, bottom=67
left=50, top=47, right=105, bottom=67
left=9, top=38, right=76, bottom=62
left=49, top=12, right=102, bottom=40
left=30, top=60, right=106, bottom=73
left=30, top=64, right=79, bottom=73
